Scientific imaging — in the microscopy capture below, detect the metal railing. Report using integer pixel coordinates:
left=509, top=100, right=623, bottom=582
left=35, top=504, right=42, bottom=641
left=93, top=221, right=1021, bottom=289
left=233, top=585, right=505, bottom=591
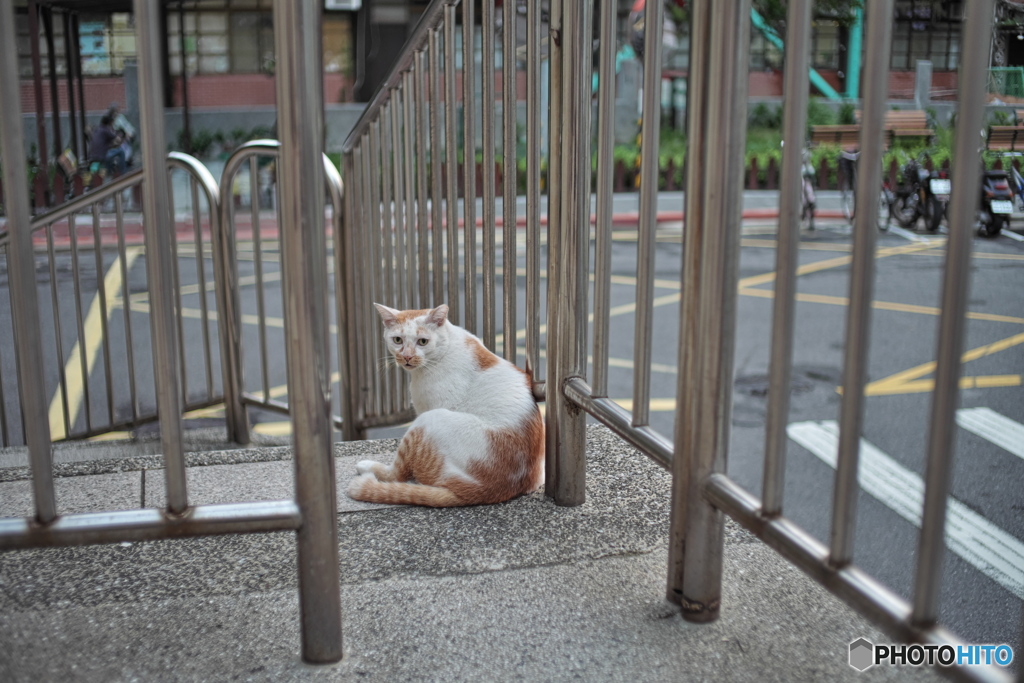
left=0, top=0, right=341, bottom=664
left=339, top=0, right=547, bottom=440
left=337, top=0, right=1013, bottom=681
left=214, top=139, right=353, bottom=442
left=0, top=158, right=229, bottom=447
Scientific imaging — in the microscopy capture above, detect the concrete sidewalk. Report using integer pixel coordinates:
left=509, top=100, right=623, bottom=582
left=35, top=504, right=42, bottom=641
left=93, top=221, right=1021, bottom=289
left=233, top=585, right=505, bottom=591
left=0, top=426, right=942, bottom=682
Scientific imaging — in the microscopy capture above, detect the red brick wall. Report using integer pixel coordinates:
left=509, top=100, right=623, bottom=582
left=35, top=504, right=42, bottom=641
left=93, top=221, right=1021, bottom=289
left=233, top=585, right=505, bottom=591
left=171, top=73, right=353, bottom=107
left=886, top=70, right=958, bottom=100
left=20, top=77, right=126, bottom=114
left=21, top=73, right=354, bottom=114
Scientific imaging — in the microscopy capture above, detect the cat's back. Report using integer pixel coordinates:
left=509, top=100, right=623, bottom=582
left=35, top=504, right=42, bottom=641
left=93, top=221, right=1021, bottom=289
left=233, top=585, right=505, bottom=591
left=454, top=331, right=537, bottom=424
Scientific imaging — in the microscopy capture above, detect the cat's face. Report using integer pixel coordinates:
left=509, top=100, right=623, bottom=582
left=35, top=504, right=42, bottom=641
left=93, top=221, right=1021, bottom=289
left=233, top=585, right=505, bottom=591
left=374, top=304, right=450, bottom=371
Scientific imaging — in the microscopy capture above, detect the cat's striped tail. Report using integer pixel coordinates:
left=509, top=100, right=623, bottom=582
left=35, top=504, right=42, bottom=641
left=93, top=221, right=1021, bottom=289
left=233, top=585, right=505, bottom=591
left=347, top=474, right=466, bottom=507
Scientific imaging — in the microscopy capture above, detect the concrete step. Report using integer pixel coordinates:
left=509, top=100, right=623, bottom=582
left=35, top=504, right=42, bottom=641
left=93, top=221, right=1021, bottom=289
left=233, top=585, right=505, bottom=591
left=0, top=425, right=941, bottom=681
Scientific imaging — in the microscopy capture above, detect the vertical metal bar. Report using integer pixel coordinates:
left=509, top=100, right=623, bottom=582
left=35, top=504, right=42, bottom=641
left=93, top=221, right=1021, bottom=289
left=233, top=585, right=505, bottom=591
left=0, top=0, right=53, bottom=519
left=337, top=152, right=365, bottom=440
left=429, top=32, right=445, bottom=308
left=481, top=0, right=497, bottom=349
left=631, top=0, right=663, bottom=428
left=114, top=192, right=140, bottom=422
left=63, top=11, right=79, bottom=159
left=0, top=281, right=8, bottom=446
left=272, top=0, right=343, bottom=662
left=72, top=15, right=87, bottom=164
left=28, top=1, right=49, bottom=178
left=462, top=0, right=478, bottom=334
left=830, top=0, right=895, bottom=568
left=403, top=71, right=419, bottom=311
left=91, top=205, right=115, bottom=425
left=390, top=95, right=408, bottom=311
left=134, top=0, right=187, bottom=514
left=545, top=0, right=592, bottom=506
left=592, top=0, right=615, bottom=397
left=42, top=7, right=62, bottom=162
left=526, top=0, right=542, bottom=384
left=360, top=138, right=382, bottom=419
left=168, top=174, right=190, bottom=406
left=381, top=104, right=400, bottom=415
left=251, top=156, right=271, bottom=403
left=352, top=146, right=370, bottom=429
left=912, top=0, right=993, bottom=627
left=501, top=0, right=516, bottom=362
left=212, top=156, right=249, bottom=444
left=368, top=125, right=387, bottom=416
left=415, top=51, right=431, bottom=309
left=68, top=212, right=92, bottom=432
left=45, top=225, right=72, bottom=437
left=178, top=1, right=191, bottom=154
left=445, top=5, right=461, bottom=324
left=191, top=178, right=214, bottom=399
left=680, top=0, right=751, bottom=623
left=762, top=0, right=812, bottom=517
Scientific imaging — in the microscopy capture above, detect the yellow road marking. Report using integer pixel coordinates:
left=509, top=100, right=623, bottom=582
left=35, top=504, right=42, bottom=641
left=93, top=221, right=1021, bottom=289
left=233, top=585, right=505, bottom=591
left=738, top=288, right=1024, bottom=325
left=862, top=331, right=1024, bottom=396
left=864, top=375, right=1022, bottom=396
left=49, top=247, right=143, bottom=441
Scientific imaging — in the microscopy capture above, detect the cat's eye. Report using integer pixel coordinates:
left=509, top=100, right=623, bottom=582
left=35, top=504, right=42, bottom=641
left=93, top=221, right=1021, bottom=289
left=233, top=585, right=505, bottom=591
left=392, top=336, right=403, bottom=345
left=417, top=338, right=429, bottom=346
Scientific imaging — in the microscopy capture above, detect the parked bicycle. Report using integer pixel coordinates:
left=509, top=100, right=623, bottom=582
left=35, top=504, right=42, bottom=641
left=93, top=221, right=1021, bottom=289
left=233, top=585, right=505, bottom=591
left=891, top=154, right=949, bottom=232
left=837, top=147, right=894, bottom=232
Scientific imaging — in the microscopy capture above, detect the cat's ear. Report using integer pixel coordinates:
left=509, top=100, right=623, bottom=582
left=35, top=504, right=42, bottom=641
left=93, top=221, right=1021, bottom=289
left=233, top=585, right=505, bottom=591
left=374, top=303, right=401, bottom=328
left=425, top=304, right=449, bottom=327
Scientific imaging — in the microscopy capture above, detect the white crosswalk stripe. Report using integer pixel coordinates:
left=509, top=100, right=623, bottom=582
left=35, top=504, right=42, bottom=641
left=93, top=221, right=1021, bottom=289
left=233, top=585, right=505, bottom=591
left=787, top=420, right=1024, bottom=600
left=956, top=407, right=1024, bottom=462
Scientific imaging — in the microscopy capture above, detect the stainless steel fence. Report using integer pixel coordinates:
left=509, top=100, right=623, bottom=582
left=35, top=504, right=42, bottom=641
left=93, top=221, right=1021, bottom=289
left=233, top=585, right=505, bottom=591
left=338, top=0, right=1013, bottom=680
left=0, top=0, right=342, bottom=664
left=0, top=159, right=227, bottom=447
left=215, top=140, right=350, bottom=443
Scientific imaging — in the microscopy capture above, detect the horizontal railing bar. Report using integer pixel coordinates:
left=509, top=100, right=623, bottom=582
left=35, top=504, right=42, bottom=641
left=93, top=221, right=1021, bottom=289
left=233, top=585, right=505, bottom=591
left=357, top=408, right=418, bottom=430
left=342, top=0, right=454, bottom=153
left=563, top=377, right=671, bottom=470
left=241, top=394, right=291, bottom=415
left=704, top=473, right=1012, bottom=683
left=0, top=500, right=301, bottom=550
left=18, top=168, right=146, bottom=237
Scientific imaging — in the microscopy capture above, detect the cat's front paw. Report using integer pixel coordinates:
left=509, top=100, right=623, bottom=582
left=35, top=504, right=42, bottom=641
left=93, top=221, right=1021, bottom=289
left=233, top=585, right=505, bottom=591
left=356, top=459, right=380, bottom=476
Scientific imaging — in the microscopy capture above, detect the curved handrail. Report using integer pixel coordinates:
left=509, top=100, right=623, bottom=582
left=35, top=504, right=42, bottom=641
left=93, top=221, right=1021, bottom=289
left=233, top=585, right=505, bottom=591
left=167, top=152, right=221, bottom=208
left=217, top=140, right=348, bottom=438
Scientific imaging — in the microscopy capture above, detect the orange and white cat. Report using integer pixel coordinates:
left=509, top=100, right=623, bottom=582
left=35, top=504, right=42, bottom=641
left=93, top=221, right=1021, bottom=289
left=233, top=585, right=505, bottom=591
left=347, top=303, right=545, bottom=507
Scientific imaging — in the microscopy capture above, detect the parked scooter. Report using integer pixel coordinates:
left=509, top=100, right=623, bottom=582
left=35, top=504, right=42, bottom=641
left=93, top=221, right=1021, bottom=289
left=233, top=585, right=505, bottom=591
left=891, top=156, right=949, bottom=232
left=978, top=167, right=1013, bottom=237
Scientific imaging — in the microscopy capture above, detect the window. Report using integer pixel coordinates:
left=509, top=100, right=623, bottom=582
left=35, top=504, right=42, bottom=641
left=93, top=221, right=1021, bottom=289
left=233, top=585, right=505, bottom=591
left=230, top=12, right=274, bottom=73
left=749, top=32, right=782, bottom=71
left=811, top=20, right=840, bottom=70
left=890, top=0, right=962, bottom=71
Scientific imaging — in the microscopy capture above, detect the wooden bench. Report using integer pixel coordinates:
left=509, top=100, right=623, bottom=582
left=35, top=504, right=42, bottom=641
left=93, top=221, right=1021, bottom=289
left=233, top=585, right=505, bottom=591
left=810, top=109, right=934, bottom=149
left=987, top=125, right=1024, bottom=150
left=809, top=124, right=861, bottom=148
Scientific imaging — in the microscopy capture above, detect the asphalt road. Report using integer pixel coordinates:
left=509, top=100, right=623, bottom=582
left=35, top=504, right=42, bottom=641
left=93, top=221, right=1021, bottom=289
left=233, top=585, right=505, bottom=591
left=0, top=204, right=1021, bottom=662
